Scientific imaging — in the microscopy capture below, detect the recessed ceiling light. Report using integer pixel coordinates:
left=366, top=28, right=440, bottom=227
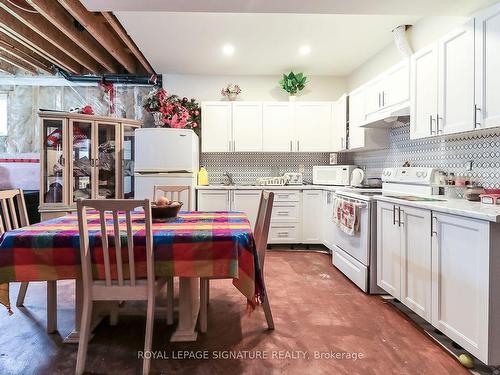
left=299, top=45, right=311, bottom=56
left=222, top=44, right=235, bottom=56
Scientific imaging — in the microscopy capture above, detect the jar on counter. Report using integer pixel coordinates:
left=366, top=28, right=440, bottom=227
left=464, top=184, right=486, bottom=201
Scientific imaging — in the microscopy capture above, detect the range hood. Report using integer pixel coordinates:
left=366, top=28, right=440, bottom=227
left=359, top=102, right=410, bottom=128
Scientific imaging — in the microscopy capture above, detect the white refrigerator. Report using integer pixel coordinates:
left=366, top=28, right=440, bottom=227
left=134, top=128, right=199, bottom=208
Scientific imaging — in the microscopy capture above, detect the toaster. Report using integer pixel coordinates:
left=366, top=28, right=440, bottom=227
left=283, top=172, right=303, bottom=185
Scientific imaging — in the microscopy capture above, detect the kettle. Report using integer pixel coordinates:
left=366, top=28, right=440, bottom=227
left=198, top=166, right=209, bottom=186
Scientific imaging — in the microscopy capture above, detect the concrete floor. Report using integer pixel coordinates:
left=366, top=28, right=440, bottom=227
left=0, top=251, right=469, bottom=375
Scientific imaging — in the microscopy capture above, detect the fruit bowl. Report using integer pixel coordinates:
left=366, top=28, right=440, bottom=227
left=151, top=202, right=183, bottom=220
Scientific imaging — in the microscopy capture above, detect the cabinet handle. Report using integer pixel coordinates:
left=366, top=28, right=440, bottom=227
left=297, top=140, right=299, bottom=152
left=393, top=205, right=397, bottom=225
left=429, top=115, right=435, bottom=135
left=382, top=91, right=386, bottom=107
left=474, top=105, right=481, bottom=129
left=431, top=216, right=438, bottom=237
left=398, top=208, right=404, bottom=227
left=277, top=211, right=288, bottom=216
left=437, top=115, right=443, bottom=134
left=277, top=231, right=289, bottom=237
left=290, top=140, right=292, bottom=152
left=378, top=92, right=381, bottom=108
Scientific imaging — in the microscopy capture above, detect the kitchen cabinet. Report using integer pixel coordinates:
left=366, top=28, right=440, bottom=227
left=38, top=112, right=141, bottom=221
left=331, top=95, right=348, bottom=152
left=294, top=102, right=333, bottom=152
left=262, top=102, right=293, bottom=152
left=201, top=102, right=232, bottom=152
left=302, top=190, right=323, bottom=243
left=431, top=212, right=490, bottom=361
left=365, top=76, right=385, bottom=116
left=269, top=190, right=301, bottom=244
left=475, top=2, right=500, bottom=129
left=377, top=201, right=432, bottom=320
left=196, top=190, right=230, bottom=211
left=322, top=191, right=335, bottom=250
left=232, top=102, right=263, bottom=152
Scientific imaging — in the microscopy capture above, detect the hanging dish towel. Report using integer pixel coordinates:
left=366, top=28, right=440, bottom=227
left=332, top=197, right=360, bottom=236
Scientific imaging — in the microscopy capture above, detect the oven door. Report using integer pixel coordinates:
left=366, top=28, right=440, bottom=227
left=331, top=193, right=370, bottom=266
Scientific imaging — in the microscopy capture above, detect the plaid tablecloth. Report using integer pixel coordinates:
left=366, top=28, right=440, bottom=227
left=0, top=211, right=264, bottom=314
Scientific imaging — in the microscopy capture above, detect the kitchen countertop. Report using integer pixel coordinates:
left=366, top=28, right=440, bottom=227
left=375, top=195, right=500, bottom=223
left=196, top=184, right=340, bottom=191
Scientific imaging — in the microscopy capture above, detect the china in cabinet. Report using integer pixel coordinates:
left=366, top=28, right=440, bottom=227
left=39, top=112, right=141, bottom=220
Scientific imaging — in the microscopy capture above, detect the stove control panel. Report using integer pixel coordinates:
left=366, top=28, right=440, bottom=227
left=382, top=167, right=437, bottom=185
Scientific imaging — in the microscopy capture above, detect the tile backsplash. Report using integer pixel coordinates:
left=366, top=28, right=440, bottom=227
left=348, top=122, right=500, bottom=188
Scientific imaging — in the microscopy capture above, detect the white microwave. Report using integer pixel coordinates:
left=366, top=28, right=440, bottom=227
left=312, top=165, right=357, bottom=186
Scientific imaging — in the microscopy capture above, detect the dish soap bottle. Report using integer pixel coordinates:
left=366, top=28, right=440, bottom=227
left=198, top=166, right=209, bottom=186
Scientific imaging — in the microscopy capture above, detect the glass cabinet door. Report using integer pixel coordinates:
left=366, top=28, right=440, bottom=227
left=70, top=120, right=93, bottom=201
left=95, top=123, right=118, bottom=199
left=122, top=125, right=136, bottom=199
left=41, top=119, right=66, bottom=205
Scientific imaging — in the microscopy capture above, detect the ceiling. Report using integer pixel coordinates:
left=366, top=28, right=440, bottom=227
left=85, top=0, right=497, bottom=76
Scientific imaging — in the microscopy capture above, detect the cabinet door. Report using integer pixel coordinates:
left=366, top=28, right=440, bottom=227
left=322, top=191, right=335, bottom=250
left=201, top=102, right=232, bottom=152
left=294, top=102, right=333, bottom=152
left=232, top=102, right=263, bottom=152
left=331, top=95, right=347, bottom=152
left=475, top=3, right=500, bottom=129
left=348, top=89, right=366, bottom=149
left=364, top=77, right=384, bottom=115
left=40, top=118, right=68, bottom=206
left=94, top=122, right=118, bottom=199
left=438, top=20, right=475, bottom=135
left=70, top=119, right=93, bottom=202
left=262, top=102, right=294, bottom=152
left=197, top=190, right=230, bottom=211
left=400, top=206, right=432, bottom=320
left=410, top=43, right=438, bottom=139
left=376, top=201, right=401, bottom=298
left=431, top=213, right=489, bottom=362
left=384, top=59, right=410, bottom=108
left=232, top=190, right=261, bottom=228
left=122, top=125, right=137, bottom=199
left=302, top=190, right=323, bottom=243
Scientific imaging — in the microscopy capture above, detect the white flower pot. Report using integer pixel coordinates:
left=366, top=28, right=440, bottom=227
left=289, top=95, right=297, bottom=102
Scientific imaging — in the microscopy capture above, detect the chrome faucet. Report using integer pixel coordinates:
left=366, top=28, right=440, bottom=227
left=223, top=171, right=234, bottom=186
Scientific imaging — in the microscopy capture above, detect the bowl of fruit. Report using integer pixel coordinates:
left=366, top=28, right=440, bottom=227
left=151, top=196, right=183, bottom=220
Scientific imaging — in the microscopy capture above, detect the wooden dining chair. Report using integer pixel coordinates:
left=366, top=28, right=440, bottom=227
left=0, top=189, right=58, bottom=332
left=152, top=184, right=192, bottom=325
left=75, top=199, right=165, bottom=375
left=199, top=191, right=275, bottom=333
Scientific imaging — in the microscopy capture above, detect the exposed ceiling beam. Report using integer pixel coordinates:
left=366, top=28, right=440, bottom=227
left=26, top=0, right=121, bottom=73
left=58, top=0, right=138, bottom=73
left=0, top=10, right=83, bottom=74
left=0, top=59, right=17, bottom=74
left=0, top=0, right=101, bottom=73
left=101, top=12, right=154, bottom=74
left=0, top=49, right=36, bottom=73
left=0, top=33, right=53, bottom=73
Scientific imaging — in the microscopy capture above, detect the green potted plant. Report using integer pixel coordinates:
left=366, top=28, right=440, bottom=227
left=279, top=71, right=307, bottom=100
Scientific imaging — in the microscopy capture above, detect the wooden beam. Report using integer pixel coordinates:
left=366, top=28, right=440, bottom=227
left=0, top=10, right=83, bottom=74
left=0, top=33, right=52, bottom=73
left=0, top=0, right=101, bottom=73
left=57, top=0, right=138, bottom=73
left=0, top=49, right=36, bottom=73
left=26, top=0, right=121, bottom=73
left=0, top=59, right=16, bottom=74
left=101, top=12, right=154, bottom=74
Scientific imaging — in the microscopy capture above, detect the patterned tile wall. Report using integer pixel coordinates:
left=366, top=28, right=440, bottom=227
left=200, top=152, right=348, bottom=184
left=347, top=122, right=500, bottom=188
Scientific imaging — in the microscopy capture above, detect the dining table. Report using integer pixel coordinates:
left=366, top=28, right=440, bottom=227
left=0, top=210, right=264, bottom=343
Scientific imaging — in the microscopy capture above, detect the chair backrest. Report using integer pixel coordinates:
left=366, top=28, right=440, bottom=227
left=0, top=189, right=29, bottom=235
left=76, top=199, right=153, bottom=289
left=253, top=191, right=274, bottom=272
left=153, top=185, right=192, bottom=210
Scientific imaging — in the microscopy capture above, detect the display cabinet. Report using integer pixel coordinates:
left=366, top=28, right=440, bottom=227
left=39, top=112, right=142, bottom=220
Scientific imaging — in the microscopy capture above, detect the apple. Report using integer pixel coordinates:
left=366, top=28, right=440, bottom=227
left=156, top=196, right=170, bottom=206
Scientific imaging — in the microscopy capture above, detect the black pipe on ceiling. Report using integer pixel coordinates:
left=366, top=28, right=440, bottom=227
left=57, top=68, right=162, bottom=86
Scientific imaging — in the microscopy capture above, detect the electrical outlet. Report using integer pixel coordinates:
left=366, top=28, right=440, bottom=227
left=298, top=164, right=305, bottom=173
left=465, top=160, right=474, bottom=171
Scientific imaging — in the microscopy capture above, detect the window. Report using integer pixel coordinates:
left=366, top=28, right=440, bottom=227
left=0, top=93, right=7, bottom=136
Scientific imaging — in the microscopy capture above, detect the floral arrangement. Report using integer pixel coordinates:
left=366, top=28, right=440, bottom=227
left=279, top=72, right=307, bottom=95
left=142, top=88, right=201, bottom=130
left=221, top=83, right=242, bottom=100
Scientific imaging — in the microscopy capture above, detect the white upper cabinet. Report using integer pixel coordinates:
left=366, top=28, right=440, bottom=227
left=348, top=88, right=366, bottom=150
left=294, top=102, right=333, bottom=152
left=410, top=43, right=439, bottom=139
left=384, top=59, right=410, bottom=108
left=332, top=94, right=348, bottom=152
left=475, top=2, right=500, bottom=129
left=262, top=102, right=294, bottom=152
left=201, top=102, right=232, bottom=152
left=232, top=102, right=263, bottom=152
left=365, top=77, right=385, bottom=116
left=438, top=20, right=475, bottom=135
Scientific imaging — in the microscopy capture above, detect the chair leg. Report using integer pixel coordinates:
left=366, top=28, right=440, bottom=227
left=262, top=286, right=274, bottom=330
left=199, top=278, right=208, bottom=333
left=16, top=282, right=29, bottom=307
left=47, top=281, right=58, bottom=333
left=166, top=276, right=174, bottom=325
left=206, top=279, right=210, bottom=306
left=143, top=293, right=155, bottom=375
left=75, top=299, right=93, bottom=375
left=110, top=302, right=119, bottom=326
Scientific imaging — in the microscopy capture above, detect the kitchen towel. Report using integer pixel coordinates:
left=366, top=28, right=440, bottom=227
left=333, top=197, right=360, bottom=236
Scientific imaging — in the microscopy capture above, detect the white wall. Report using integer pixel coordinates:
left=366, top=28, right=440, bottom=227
left=347, top=16, right=469, bottom=90
left=163, top=74, right=347, bottom=102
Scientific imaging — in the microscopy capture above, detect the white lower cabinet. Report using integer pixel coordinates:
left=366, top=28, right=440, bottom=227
left=232, top=190, right=261, bottom=228
left=322, top=191, right=335, bottom=250
left=197, top=190, right=230, bottom=211
left=302, top=190, right=323, bottom=243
